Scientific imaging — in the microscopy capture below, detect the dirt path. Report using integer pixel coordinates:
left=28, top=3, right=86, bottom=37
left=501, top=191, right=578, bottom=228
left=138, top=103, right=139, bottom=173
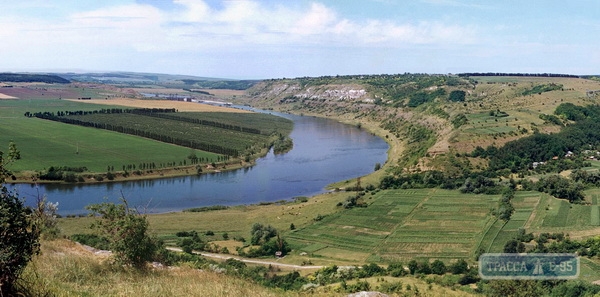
left=166, top=247, right=324, bottom=270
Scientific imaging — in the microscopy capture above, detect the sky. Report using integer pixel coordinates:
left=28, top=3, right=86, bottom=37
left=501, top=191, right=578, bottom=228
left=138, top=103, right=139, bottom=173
left=1, top=0, right=599, bottom=79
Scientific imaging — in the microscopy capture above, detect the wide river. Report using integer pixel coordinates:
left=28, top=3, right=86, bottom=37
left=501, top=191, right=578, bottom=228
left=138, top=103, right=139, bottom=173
left=14, top=110, right=389, bottom=215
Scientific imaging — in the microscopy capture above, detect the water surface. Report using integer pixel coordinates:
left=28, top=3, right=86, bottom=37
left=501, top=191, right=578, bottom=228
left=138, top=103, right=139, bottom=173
left=14, top=111, right=388, bottom=215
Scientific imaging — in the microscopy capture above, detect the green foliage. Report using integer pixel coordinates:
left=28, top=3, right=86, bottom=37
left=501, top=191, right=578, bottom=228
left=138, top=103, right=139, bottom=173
left=374, top=162, right=381, bottom=171
left=378, top=281, right=404, bottom=294
left=0, top=73, right=70, bottom=83
left=503, top=239, right=525, bottom=253
left=535, top=175, right=584, bottom=202
left=182, top=205, right=229, bottom=212
left=485, top=280, right=547, bottom=297
left=521, top=83, right=563, bottom=96
left=407, top=88, right=446, bottom=107
left=459, top=175, right=501, bottom=194
left=539, top=113, right=563, bottom=126
left=448, top=90, right=466, bottom=102
left=340, top=194, right=367, bottom=209
left=549, top=280, right=600, bottom=297
left=0, top=142, right=40, bottom=295
left=250, top=223, right=278, bottom=245
left=495, top=189, right=515, bottom=221
left=481, top=104, right=600, bottom=173
left=451, top=113, right=469, bottom=128
left=387, top=262, right=407, bottom=277
left=241, top=224, right=291, bottom=257
left=38, top=166, right=88, bottom=182
left=86, top=199, right=161, bottom=268
left=70, top=234, right=111, bottom=250
left=33, top=195, right=61, bottom=239
left=430, top=260, right=447, bottom=275
left=271, top=134, right=293, bottom=154
left=449, top=259, right=469, bottom=274
left=180, top=79, right=258, bottom=90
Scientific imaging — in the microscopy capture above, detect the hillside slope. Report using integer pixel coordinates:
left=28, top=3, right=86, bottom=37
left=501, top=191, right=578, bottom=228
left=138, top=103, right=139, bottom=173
left=241, top=74, right=600, bottom=173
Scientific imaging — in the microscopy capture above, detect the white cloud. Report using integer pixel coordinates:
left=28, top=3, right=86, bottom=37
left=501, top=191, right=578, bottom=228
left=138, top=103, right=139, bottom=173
left=77, top=1, right=475, bottom=48
left=0, top=0, right=481, bottom=76
left=173, top=0, right=211, bottom=22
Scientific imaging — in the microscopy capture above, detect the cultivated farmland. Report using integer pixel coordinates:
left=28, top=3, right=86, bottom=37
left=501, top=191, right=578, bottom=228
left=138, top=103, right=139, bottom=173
left=287, top=189, right=498, bottom=262
left=0, top=99, right=292, bottom=176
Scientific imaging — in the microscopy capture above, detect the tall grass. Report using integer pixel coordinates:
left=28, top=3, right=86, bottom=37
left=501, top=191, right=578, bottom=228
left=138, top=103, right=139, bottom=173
left=18, top=240, right=302, bottom=297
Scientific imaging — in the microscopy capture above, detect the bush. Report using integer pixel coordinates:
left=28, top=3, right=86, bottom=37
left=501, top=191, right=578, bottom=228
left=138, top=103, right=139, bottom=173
left=86, top=198, right=162, bottom=268
left=1, top=142, right=40, bottom=295
left=70, top=234, right=110, bottom=250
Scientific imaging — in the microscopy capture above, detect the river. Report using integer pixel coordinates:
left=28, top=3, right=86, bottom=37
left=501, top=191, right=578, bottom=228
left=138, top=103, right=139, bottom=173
left=12, top=110, right=389, bottom=215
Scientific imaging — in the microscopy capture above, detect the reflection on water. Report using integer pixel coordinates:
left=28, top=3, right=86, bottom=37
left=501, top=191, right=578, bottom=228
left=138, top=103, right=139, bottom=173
left=12, top=111, right=388, bottom=215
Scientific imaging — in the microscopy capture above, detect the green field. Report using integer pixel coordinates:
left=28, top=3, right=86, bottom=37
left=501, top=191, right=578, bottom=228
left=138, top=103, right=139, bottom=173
left=61, top=113, right=279, bottom=154
left=0, top=100, right=218, bottom=173
left=484, top=192, right=539, bottom=252
left=463, top=112, right=518, bottom=135
left=287, top=189, right=499, bottom=262
left=0, top=99, right=290, bottom=174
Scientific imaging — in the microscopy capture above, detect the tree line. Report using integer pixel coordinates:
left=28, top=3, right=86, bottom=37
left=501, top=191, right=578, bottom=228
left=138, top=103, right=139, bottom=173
left=0, top=73, right=70, bottom=83
left=458, top=72, right=579, bottom=78
left=138, top=112, right=264, bottom=135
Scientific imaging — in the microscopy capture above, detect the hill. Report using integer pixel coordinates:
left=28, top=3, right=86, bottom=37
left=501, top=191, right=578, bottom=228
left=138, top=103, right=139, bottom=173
left=241, top=74, right=600, bottom=172
left=57, top=71, right=260, bottom=89
left=0, top=73, right=70, bottom=84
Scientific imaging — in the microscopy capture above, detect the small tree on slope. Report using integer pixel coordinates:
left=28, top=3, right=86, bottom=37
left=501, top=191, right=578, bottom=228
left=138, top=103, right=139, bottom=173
left=86, top=197, right=161, bottom=268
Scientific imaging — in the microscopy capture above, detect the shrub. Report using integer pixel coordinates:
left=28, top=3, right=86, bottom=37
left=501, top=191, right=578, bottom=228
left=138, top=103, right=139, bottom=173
left=0, top=142, right=40, bottom=295
left=86, top=198, right=161, bottom=268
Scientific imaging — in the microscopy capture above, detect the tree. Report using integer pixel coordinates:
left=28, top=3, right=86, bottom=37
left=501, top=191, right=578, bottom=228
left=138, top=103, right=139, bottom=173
left=448, top=90, right=466, bottom=102
left=431, top=259, right=447, bottom=275
left=1, top=142, right=40, bottom=295
left=86, top=198, right=161, bottom=268
left=449, top=259, right=469, bottom=274
left=503, top=239, right=525, bottom=253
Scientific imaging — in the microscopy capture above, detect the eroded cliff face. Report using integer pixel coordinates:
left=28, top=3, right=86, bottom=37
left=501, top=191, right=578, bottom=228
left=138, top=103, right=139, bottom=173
left=248, top=81, right=374, bottom=105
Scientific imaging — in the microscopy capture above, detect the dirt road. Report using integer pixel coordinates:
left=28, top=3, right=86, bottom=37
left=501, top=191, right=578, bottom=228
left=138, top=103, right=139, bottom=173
left=166, top=247, right=323, bottom=270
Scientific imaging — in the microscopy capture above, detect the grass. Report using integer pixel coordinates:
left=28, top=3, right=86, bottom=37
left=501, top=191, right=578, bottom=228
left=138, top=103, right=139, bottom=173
left=20, top=239, right=478, bottom=297
left=19, top=239, right=302, bottom=297
left=579, top=257, right=600, bottom=283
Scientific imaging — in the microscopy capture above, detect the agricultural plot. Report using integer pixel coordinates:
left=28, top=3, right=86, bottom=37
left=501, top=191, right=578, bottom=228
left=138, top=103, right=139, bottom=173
left=173, top=112, right=293, bottom=136
left=287, top=189, right=498, bottom=262
left=485, top=192, right=539, bottom=252
left=0, top=99, right=207, bottom=172
left=522, top=190, right=600, bottom=238
left=61, top=113, right=276, bottom=155
left=0, top=114, right=215, bottom=173
left=463, top=112, right=518, bottom=135
left=0, top=83, right=121, bottom=100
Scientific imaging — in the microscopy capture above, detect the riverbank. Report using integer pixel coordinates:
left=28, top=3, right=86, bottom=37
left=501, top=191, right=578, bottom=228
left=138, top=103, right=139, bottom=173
left=10, top=156, right=260, bottom=185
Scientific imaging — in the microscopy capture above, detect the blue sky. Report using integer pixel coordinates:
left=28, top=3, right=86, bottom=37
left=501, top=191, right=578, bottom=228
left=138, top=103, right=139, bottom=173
left=1, top=0, right=598, bottom=79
